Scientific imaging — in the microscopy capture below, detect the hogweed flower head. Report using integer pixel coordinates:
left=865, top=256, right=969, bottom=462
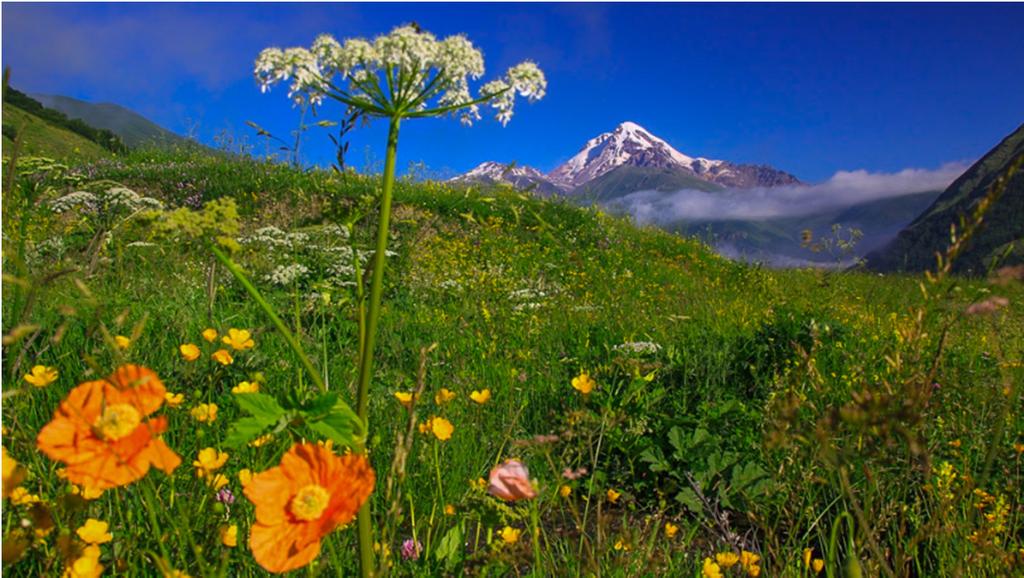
left=256, top=24, right=545, bottom=125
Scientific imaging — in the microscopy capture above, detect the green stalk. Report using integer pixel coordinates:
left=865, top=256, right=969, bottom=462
left=354, top=114, right=401, bottom=578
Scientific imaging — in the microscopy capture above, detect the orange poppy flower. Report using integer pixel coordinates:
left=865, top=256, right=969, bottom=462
left=244, top=442, right=375, bottom=574
left=36, top=365, right=181, bottom=491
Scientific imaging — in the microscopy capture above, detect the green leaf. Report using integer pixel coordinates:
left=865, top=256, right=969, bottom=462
left=434, top=524, right=464, bottom=569
left=236, top=393, right=286, bottom=422
left=301, top=392, right=339, bottom=416
left=675, top=487, right=702, bottom=514
left=225, top=417, right=272, bottom=448
left=308, top=421, right=354, bottom=448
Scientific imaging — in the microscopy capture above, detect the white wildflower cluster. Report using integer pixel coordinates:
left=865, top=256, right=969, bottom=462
left=255, top=25, right=545, bottom=125
left=242, top=226, right=312, bottom=249
left=613, top=342, right=663, bottom=356
left=51, top=187, right=163, bottom=215
left=510, top=287, right=550, bottom=312
left=27, top=237, right=67, bottom=263
left=265, top=263, right=310, bottom=286
left=50, top=190, right=98, bottom=213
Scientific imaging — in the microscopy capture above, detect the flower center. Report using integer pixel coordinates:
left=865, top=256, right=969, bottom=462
left=290, top=484, right=330, bottom=521
left=94, top=403, right=142, bottom=440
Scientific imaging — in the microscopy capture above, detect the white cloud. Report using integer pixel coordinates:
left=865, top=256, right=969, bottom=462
left=616, top=162, right=968, bottom=223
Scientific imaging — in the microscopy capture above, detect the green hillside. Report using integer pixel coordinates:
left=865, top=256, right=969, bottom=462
left=866, top=123, right=1024, bottom=274
left=4, top=147, right=1022, bottom=576
left=32, top=93, right=190, bottom=149
left=2, top=102, right=111, bottom=161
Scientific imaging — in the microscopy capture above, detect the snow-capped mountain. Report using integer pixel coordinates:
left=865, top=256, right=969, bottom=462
left=451, top=121, right=800, bottom=196
left=450, top=161, right=568, bottom=196
left=549, top=121, right=800, bottom=189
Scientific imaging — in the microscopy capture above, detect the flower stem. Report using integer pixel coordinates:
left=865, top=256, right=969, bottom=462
left=355, top=114, right=401, bottom=578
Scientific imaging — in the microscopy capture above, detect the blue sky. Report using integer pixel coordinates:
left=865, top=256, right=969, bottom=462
left=3, top=3, right=1023, bottom=181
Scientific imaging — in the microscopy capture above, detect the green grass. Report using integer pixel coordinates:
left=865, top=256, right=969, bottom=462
left=3, top=148, right=1023, bottom=577
left=3, top=103, right=112, bottom=162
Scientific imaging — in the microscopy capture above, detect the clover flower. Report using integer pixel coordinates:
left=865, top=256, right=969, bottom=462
left=400, top=538, right=422, bottom=561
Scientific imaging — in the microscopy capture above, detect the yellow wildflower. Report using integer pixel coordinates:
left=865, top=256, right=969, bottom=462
left=114, top=335, right=131, bottom=350
left=740, top=550, right=761, bottom=569
left=560, top=485, right=572, bottom=498
left=63, top=545, right=103, bottom=578
left=703, top=557, right=723, bottom=578
left=470, top=389, right=492, bottom=404
left=232, top=381, right=260, bottom=394
left=444, top=504, right=456, bottom=516
left=394, top=391, right=414, bottom=408
left=606, top=488, right=621, bottom=503
left=571, top=372, right=595, bottom=395
left=202, top=328, right=218, bottom=342
left=24, top=365, right=58, bottom=387
left=498, top=526, right=521, bottom=544
left=747, top=565, right=762, bottom=577
left=179, top=344, right=201, bottom=362
left=664, top=522, right=678, bottom=538
left=614, top=539, right=630, bottom=551
left=812, top=559, right=825, bottom=574
left=191, top=403, right=218, bottom=423
left=76, top=519, right=113, bottom=544
left=220, top=524, right=238, bottom=548
left=10, top=487, right=41, bottom=505
left=193, top=448, right=229, bottom=473
left=716, top=552, right=740, bottom=568
left=429, top=417, right=454, bottom=441
left=164, top=392, right=185, bottom=408
left=803, top=548, right=813, bottom=568
left=206, top=473, right=229, bottom=491
left=222, top=328, right=254, bottom=351
left=249, top=433, right=273, bottom=448
left=70, top=484, right=104, bottom=500
left=238, top=469, right=253, bottom=487
left=1014, top=442, right=1024, bottom=455
left=435, top=388, right=456, bottom=405
left=211, top=349, right=233, bottom=365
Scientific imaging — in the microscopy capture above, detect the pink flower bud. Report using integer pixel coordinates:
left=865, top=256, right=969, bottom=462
left=488, top=459, right=537, bottom=501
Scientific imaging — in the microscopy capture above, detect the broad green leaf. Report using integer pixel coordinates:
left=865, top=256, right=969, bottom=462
left=434, top=524, right=464, bottom=569
left=235, top=393, right=287, bottom=422
left=225, top=417, right=273, bottom=448
left=675, top=488, right=702, bottom=514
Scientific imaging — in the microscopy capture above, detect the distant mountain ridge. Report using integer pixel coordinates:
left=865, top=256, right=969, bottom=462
left=453, top=121, right=800, bottom=196
left=31, top=93, right=189, bottom=149
left=865, top=123, right=1024, bottom=275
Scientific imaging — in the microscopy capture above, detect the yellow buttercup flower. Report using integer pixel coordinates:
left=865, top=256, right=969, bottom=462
left=249, top=434, right=273, bottom=448
left=606, top=488, right=621, bottom=503
left=444, top=504, right=456, bottom=516
left=435, top=388, right=456, bottom=405
left=191, top=403, right=218, bottom=423
left=70, top=484, right=104, bottom=500
left=702, top=557, right=723, bottom=578
left=664, top=522, right=678, bottom=538
left=211, top=349, right=233, bottom=365
left=394, top=391, right=414, bottom=408
left=114, top=335, right=131, bottom=350
left=202, top=328, right=219, bottom=342
left=220, top=524, right=238, bottom=548
left=24, top=365, right=58, bottom=387
left=803, top=548, right=813, bottom=569
left=179, top=344, right=201, bottom=362
left=470, top=389, right=492, bottom=404
left=164, top=392, right=185, bottom=408
left=76, top=519, right=113, bottom=544
left=64, top=544, right=103, bottom=578
left=232, top=381, right=260, bottom=394
left=571, top=372, right=595, bottom=395
left=3, top=447, right=23, bottom=498
left=812, top=559, right=825, bottom=574
left=193, top=448, right=229, bottom=473
left=747, top=565, right=762, bottom=577
left=238, top=469, right=253, bottom=486
left=428, top=417, right=454, bottom=441
left=716, top=552, right=739, bottom=568
left=10, top=487, right=41, bottom=505
left=498, top=526, right=521, bottom=544
left=222, top=328, right=254, bottom=351
left=740, top=550, right=761, bottom=569
left=206, top=473, right=229, bottom=491
left=614, top=539, right=630, bottom=551
left=559, top=485, right=572, bottom=498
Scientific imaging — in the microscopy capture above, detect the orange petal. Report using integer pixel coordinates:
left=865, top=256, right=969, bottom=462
left=107, top=365, right=166, bottom=416
left=244, top=466, right=295, bottom=526
left=250, top=522, right=321, bottom=574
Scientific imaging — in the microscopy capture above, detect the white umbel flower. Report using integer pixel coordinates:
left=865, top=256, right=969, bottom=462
left=255, top=24, right=545, bottom=125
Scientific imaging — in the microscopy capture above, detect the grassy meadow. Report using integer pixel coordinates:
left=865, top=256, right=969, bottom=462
left=2, top=147, right=1023, bottom=577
